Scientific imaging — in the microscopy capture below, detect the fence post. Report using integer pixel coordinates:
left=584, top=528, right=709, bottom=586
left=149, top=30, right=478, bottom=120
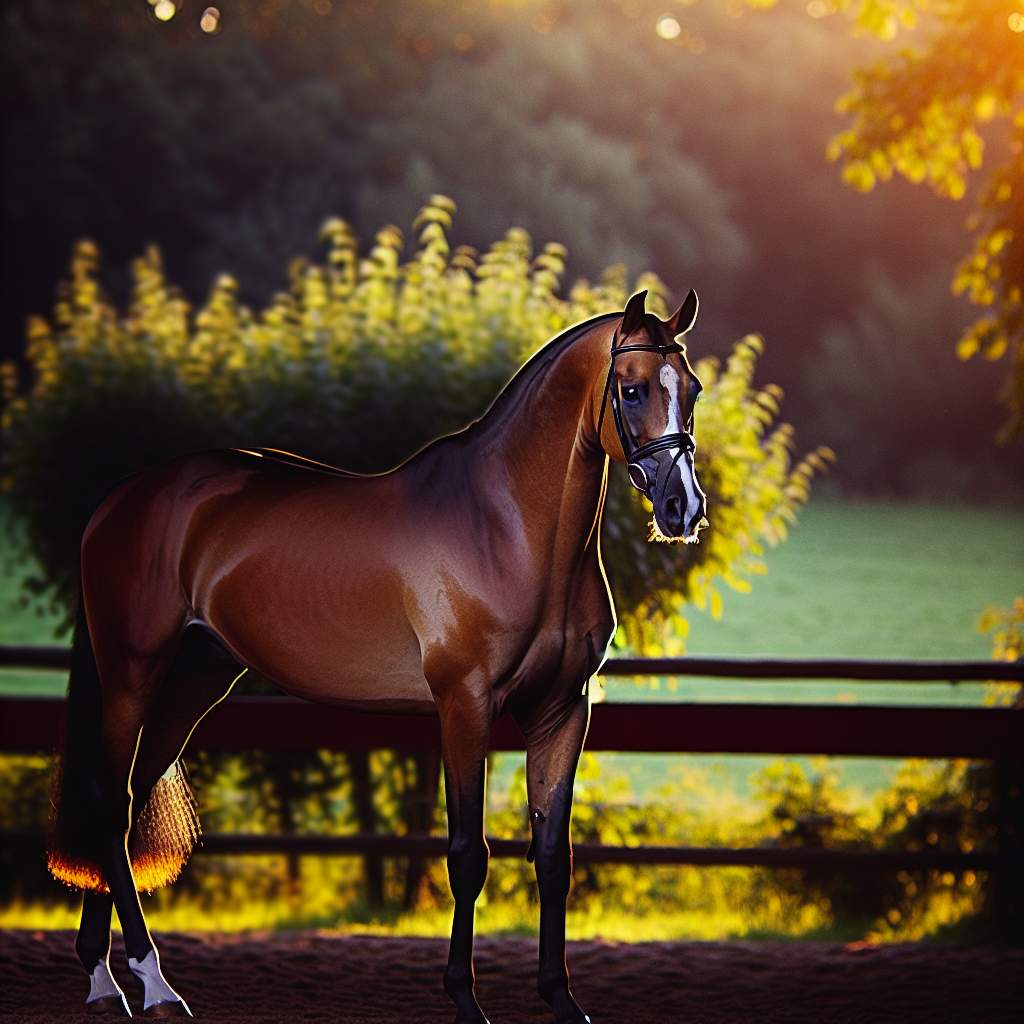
left=994, top=755, right=1024, bottom=944
left=402, top=748, right=441, bottom=910
left=347, top=750, right=384, bottom=907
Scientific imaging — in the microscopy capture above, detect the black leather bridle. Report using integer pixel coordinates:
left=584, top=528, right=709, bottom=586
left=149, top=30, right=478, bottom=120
left=596, top=328, right=697, bottom=499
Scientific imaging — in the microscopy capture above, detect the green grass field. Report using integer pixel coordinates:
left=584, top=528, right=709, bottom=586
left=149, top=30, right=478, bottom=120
left=2, top=498, right=1021, bottom=808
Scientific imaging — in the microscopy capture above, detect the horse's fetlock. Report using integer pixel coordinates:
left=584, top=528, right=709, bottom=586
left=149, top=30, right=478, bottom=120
left=538, top=967, right=569, bottom=1004
left=75, top=935, right=107, bottom=971
left=443, top=964, right=474, bottom=998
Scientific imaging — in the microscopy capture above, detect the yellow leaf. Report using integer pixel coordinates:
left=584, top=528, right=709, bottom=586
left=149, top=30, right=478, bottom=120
left=975, top=93, right=998, bottom=122
left=842, top=162, right=876, bottom=193
left=982, top=336, right=1008, bottom=361
left=955, top=335, right=979, bottom=361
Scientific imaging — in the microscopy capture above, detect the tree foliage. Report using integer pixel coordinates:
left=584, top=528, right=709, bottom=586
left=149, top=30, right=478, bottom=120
left=807, top=0, right=1024, bottom=438
left=1, top=199, right=829, bottom=650
left=6, top=0, right=1011, bottom=492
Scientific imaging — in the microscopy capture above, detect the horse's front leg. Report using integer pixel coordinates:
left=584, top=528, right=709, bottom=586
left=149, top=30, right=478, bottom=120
left=438, top=694, right=492, bottom=1024
left=518, top=693, right=591, bottom=1024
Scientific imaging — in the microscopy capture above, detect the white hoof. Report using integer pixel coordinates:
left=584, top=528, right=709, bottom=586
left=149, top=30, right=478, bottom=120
left=86, top=958, right=131, bottom=1016
left=128, top=949, right=186, bottom=1013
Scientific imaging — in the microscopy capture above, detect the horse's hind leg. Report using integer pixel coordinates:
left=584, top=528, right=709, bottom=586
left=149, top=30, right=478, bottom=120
left=89, top=659, right=192, bottom=1018
left=76, top=891, right=128, bottom=1015
left=129, top=628, right=244, bottom=816
left=108, top=635, right=244, bottom=1017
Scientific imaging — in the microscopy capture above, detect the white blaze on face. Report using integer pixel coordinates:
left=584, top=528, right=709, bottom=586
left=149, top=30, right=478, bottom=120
left=659, top=363, right=703, bottom=535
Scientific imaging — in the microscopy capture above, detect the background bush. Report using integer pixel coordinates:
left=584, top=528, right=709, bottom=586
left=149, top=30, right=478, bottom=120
left=1, top=198, right=829, bottom=649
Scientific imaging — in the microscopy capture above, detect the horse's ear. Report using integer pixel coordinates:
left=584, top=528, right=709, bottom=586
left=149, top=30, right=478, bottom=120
left=667, top=288, right=699, bottom=336
left=621, top=289, right=648, bottom=337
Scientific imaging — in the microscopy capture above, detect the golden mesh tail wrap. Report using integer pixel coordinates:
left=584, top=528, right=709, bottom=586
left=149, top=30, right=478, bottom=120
left=48, top=759, right=200, bottom=894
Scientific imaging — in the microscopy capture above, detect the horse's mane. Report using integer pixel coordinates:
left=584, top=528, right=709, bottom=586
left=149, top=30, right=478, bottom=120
left=233, top=309, right=621, bottom=476
left=472, top=310, right=620, bottom=432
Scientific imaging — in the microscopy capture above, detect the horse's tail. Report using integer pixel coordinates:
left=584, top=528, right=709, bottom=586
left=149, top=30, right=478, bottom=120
left=47, top=600, right=200, bottom=894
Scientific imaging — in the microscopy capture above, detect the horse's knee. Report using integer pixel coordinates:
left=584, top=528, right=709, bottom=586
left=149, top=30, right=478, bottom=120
left=447, top=834, right=489, bottom=901
left=533, top=831, right=572, bottom=897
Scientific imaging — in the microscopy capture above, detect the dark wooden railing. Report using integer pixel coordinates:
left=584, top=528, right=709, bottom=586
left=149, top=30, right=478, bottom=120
left=1, top=647, right=1021, bottom=934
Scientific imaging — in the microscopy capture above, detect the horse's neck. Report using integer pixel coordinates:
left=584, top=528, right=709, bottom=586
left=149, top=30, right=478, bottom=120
left=468, top=322, right=611, bottom=572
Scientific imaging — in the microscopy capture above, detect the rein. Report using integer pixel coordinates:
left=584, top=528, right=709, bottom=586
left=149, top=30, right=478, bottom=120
left=596, top=330, right=696, bottom=498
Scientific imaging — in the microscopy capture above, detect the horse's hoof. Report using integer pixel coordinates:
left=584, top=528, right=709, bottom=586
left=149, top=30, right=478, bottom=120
left=143, top=999, right=192, bottom=1018
left=87, top=993, right=132, bottom=1016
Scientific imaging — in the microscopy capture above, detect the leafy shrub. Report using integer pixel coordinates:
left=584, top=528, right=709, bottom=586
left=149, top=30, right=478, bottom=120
left=741, top=756, right=997, bottom=941
left=1, top=198, right=829, bottom=648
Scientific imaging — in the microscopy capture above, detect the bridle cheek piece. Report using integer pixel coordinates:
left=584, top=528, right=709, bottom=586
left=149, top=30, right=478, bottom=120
left=596, top=330, right=697, bottom=500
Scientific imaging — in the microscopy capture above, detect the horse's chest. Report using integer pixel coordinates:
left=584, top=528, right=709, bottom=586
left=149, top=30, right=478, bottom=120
left=498, top=585, right=612, bottom=692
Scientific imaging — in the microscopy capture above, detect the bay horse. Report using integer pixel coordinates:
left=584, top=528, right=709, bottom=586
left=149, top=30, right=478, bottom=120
left=48, top=288, right=707, bottom=1021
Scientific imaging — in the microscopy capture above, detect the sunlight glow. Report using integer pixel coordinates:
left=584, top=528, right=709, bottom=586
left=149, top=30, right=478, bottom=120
left=656, top=16, right=681, bottom=40
left=200, top=7, right=221, bottom=33
left=1009, top=12, right=1024, bottom=33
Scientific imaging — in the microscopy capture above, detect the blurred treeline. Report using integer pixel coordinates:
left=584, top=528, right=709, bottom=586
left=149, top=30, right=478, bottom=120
left=0, top=748, right=1001, bottom=942
left=2, top=0, right=1019, bottom=496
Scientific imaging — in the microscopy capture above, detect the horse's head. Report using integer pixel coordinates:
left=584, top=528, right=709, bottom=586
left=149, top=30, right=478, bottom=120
left=602, top=288, right=708, bottom=543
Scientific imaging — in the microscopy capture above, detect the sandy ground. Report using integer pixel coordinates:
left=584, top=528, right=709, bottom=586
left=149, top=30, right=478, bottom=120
left=1, top=929, right=1022, bottom=1023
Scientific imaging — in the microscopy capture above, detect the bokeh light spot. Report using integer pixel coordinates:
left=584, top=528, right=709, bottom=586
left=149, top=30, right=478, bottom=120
left=153, top=0, right=176, bottom=22
left=1009, top=12, right=1024, bottom=33
left=656, top=16, right=681, bottom=41
left=200, top=7, right=221, bottom=33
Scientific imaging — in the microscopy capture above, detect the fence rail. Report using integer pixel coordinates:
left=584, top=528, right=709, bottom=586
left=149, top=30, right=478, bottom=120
left=0, top=828, right=1010, bottom=872
left=1, top=695, right=1020, bottom=759
left=4, top=645, right=1023, bottom=681
left=1, top=646, right=1021, bottom=931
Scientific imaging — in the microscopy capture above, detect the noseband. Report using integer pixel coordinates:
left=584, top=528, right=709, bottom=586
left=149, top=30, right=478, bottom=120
left=596, top=329, right=696, bottom=498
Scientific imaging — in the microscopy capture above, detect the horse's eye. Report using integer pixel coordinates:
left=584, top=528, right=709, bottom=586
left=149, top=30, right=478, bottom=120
left=622, top=384, right=641, bottom=404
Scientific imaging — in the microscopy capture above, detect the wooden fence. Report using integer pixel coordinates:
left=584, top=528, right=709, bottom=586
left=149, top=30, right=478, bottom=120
left=1, top=648, right=1021, bottom=933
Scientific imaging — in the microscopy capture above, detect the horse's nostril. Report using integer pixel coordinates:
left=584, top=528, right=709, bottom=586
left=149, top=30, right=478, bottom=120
left=665, top=495, right=682, bottom=527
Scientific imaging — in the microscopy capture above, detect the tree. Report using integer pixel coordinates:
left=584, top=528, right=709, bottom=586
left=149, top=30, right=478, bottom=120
left=802, top=269, right=1012, bottom=497
left=800, top=0, right=1024, bottom=439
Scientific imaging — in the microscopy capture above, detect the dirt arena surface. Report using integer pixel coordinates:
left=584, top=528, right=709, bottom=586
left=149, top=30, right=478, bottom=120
left=1, top=929, right=1022, bottom=1023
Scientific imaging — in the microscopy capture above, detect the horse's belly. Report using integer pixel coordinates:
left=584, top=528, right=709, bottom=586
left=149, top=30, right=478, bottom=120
left=205, top=600, right=434, bottom=711
left=275, top=659, right=435, bottom=712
